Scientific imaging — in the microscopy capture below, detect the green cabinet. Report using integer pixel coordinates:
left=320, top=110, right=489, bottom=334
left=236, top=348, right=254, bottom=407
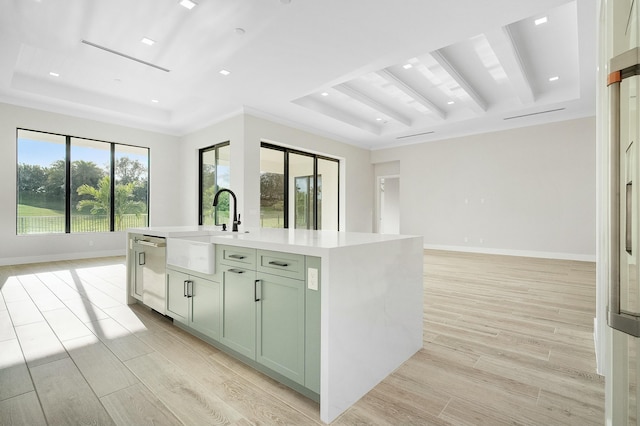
left=166, top=269, right=189, bottom=321
left=212, top=244, right=320, bottom=396
left=191, top=279, right=220, bottom=339
left=219, top=264, right=257, bottom=359
left=256, top=271, right=305, bottom=385
left=166, top=267, right=220, bottom=340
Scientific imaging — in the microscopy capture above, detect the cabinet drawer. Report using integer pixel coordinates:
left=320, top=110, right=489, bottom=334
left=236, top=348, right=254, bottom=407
left=257, top=250, right=305, bottom=280
left=218, top=245, right=256, bottom=269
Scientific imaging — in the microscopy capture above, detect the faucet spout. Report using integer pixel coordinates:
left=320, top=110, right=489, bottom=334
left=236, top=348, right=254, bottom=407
left=212, top=188, right=241, bottom=232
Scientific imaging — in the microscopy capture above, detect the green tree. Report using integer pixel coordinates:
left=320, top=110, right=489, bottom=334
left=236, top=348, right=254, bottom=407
left=17, top=163, right=53, bottom=211
left=45, top=160, right=66, bottom=199
left=260, top=172, right=284, bottom=207
left=17, top=163, right=48, bottom=193
left=115, top=157, right=148, bottom=207
left=72, top=160, right=107, bottom=209
left=115, top=157, right=146, bottom=185
left=76, top=176, right=146, bottom=230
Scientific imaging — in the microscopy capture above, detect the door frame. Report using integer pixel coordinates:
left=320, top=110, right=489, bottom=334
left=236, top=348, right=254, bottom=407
left=375, top=174, right=400, bottom=234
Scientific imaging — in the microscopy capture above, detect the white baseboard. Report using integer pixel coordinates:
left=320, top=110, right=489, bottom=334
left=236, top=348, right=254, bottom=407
left=423, top=244, right=596, bottom=262
left=0, top=249, right=126, bottom=266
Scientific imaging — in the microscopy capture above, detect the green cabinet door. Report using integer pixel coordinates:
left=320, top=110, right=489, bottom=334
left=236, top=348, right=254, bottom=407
left=256, top=273, right=305, bottom=385
left=190, top=277, right=220, bottom=340
left=220, top=265, right=256, bottom=359
left=166, top=269, right=189, bottom=323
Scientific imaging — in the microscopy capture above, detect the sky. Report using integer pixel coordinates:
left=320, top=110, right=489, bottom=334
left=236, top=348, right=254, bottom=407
left=18, top=137, right=147, bottom=169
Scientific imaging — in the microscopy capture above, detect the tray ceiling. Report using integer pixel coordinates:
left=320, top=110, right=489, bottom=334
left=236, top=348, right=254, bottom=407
left=0, top=0, right=595, bottom=149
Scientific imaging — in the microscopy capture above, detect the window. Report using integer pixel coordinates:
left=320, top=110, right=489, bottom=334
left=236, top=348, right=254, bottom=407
left=199, top=142, right=230, bottom=226
left=17, top=129, right=149, bottom=235
left=290, top=152, right=314, bottom=229
left=259, top=147, right=285, bottom=228
left=114, top=145, right=149, bottom=231
left=260, top=143, right=339, bottom=230
left=71, top=138, right=111, bottom=232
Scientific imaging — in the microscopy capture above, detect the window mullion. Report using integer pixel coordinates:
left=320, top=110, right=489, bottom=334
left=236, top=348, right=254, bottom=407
left=313, top=157, right=318, bottom=230
left=283, top=151, right=289, bottom=229
left=198, top=149, right=204, bottom=225
left=65, top=136, right=71, bottom=233
left=110, top=144, right=115, bottom=232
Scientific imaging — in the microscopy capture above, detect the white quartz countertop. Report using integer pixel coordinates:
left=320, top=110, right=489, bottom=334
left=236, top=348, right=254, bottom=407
left=128, top=226, right=422, bottom=256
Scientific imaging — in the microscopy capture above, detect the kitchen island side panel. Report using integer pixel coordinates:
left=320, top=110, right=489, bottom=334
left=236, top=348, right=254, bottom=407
left=321, top=236, right=423, bottom=423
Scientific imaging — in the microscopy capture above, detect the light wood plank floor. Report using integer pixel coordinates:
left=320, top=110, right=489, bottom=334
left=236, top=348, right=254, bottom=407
left=0, top=251, right=603, bottom=425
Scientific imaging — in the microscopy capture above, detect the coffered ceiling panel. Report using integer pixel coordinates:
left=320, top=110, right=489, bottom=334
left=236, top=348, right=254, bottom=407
left=0, top=0, right=595, bottom=149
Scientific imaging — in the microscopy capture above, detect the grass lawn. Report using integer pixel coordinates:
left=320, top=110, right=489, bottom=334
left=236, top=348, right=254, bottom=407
left=18, top=204, right=63, bottom=216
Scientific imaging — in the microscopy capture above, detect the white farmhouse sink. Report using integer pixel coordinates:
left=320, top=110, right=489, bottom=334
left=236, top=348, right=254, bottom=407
left=167, top=236, right=215, bottom=274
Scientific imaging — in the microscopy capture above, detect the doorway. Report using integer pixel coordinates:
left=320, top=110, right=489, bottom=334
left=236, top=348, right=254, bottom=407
left=377, top=176, right=400, bottom=234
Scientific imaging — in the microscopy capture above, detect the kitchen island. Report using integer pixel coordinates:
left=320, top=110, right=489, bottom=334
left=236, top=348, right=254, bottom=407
left=126, top=227, right=423, bottom=423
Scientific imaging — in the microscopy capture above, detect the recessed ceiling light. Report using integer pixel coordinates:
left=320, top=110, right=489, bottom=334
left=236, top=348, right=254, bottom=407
left=402, top=63, right=413, bottom=70
left=447, top=101, right=455, bottom=105
left=179, top=0, right=197, bottom=9
left=535, top=16, right=548, bottom=26
left=151, top=99, right=159, bottom=103
left=49, top=72, right=59, bottom=77
left=376, top=117, right=383, bottom=121
left=548, top=76, right=559, bottom=82
left=219, top=69, right=231, bottom=76
left=141, top=37, right=155, bottom=46
left=321, top=92, right=329, bottom=97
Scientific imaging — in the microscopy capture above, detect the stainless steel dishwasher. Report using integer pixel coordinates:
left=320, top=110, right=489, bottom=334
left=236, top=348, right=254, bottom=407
left=131, top=235, right=167, bottom=314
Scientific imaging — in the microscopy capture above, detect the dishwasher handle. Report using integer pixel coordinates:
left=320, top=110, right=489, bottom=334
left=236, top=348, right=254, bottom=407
left=136, top=239, right=166, bottom=248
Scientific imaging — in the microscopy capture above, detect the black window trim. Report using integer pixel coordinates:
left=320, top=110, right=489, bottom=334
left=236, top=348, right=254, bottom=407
left=198, top=141, right=230, bottom=226
left=16, top=127, right=150, bottom=234
left=260, top=142, right=340, bottom=231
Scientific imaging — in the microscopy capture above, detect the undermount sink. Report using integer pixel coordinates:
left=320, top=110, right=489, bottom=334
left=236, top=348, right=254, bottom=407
left=166, top=236, right=215, bottom=274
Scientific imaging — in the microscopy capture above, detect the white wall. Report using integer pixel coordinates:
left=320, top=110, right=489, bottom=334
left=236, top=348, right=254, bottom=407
left=181, top=113, right=374, bottom=232
left=0, top=102, right=182, bottom=265
left=2, top=101, right=592, bottom=263
left=0, top=106, right=372, bottom=265
left=371, top=117, right=597, bottom=260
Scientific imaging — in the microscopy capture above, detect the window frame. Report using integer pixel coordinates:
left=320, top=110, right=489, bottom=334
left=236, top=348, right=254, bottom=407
left=198, top=141, right=230, bottom=226
left=260, top=142, right=340, bottom=231
left=16, top=128, right=150, bottom=235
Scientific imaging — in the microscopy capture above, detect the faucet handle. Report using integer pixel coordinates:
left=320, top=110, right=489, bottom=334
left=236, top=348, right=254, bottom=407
left=237, top=214, right=241, bottom=225
left=222, top=223, right=227, bottom=231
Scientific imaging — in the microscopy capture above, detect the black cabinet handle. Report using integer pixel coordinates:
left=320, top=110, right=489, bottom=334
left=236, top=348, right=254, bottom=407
left=228, top=268, right=245, bottom=274
left=254, top=279, right=261, bottom=302
left=187, top=280, right=193, bottom=298
left=138, top=252, right=145, bottom=266
left=228, top=254, right=246, bottom=260
left=183, top=280, right=188, bottom=297
left=268, top=260, right=289, bottom=267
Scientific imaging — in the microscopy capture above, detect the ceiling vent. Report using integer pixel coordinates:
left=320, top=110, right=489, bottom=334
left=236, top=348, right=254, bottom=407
left=81, top=40, right=170, bottom=72
left=503, top=108, right=565, bottom=120
left=396, top=131, right=435, bottom=140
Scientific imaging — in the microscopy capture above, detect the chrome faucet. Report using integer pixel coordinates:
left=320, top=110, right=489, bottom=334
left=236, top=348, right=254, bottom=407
left=212, top=188, right=241, bottom=232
